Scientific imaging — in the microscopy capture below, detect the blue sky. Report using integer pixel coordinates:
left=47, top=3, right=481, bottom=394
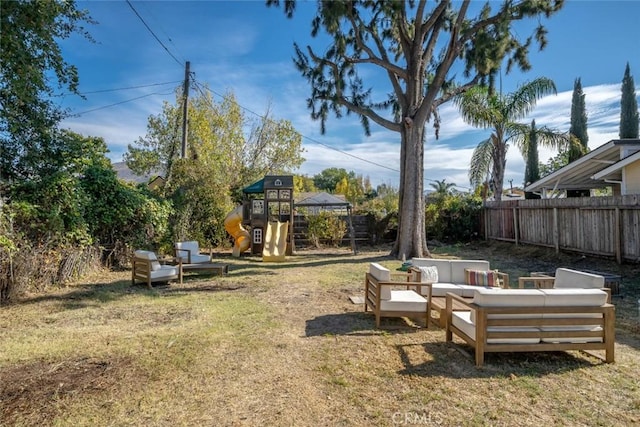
left=58, top=1, right=640, bottom=190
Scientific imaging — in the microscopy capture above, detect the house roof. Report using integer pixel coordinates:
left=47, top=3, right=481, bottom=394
left=592, top=149, right=640, bottom=181
left=295, top=192, right=351, bottom=207
left=112, top=161, right=162, bottom=184
left=525, top=139, right=640, bottom=193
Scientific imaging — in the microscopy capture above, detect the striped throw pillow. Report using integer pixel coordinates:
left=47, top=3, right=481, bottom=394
left=464, top=268, right=497, bottom=287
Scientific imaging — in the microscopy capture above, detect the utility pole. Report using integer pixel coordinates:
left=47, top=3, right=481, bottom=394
left=181, top=61, right=190, bottom=158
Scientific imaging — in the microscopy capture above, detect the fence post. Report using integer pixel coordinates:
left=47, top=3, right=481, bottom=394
left=513, top=206, right=518, bottom=245
left=615, top=207, right=622, bottom=264
left=553, top=207, right=559, bottom=254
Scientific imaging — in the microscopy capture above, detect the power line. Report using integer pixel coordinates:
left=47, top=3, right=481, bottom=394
left=71, top=90, right=176, bottom=116
left=126, top=0, right=184, bottom=67
left=54, top=80, right=182, bottom=97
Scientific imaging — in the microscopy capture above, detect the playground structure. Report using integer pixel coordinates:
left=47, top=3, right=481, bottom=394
left=225, top=175, right=294, bottom=261
left=223, top=206, right=250, bottom=257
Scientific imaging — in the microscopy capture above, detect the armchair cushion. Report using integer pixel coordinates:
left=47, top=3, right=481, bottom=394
left=553, top=268, right=605, bottom=289
left=175, top=241, right=210, bottom=264
left=134, top=250, right=161, bottom=271
left=369, top=263, right=391, bottom=300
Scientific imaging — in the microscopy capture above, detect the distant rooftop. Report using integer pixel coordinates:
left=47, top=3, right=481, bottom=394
left=112, top=161, right=162, bottom=184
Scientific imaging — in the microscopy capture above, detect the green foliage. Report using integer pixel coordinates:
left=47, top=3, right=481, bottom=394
left=568, top=78, right=588, bottom=162
left=313, top=168, right=351, bottom=192
left=165, top=158, right=233, bottom=249
left=334, top=173, right=372, bottom=207
left=9, top=172, right=91, bottom=245
left=304, top=210, right=347, bottom=247
left=80, top=165, right=171, bottom=250
left=425, top=193, right=483, bottom=243
left=620, top=62, right=639, bottom=139
left=294, top=175, right=317, bottom=193
left=0, top=1, right=94, bottom=181
left=126, top=87, right=304, bottom=245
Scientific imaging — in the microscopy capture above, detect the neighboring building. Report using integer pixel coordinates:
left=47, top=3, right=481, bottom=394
left=294, top=192, right=351, bottom=215
left=525, top=139, right=640, bottom=198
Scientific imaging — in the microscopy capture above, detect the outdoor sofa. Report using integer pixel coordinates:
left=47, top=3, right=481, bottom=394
left=445, top=287, right=615, bottom=367
left=409, top=258, right=509, bottom=326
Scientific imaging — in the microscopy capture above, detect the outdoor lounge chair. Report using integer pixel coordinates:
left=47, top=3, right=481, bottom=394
left=132, top=250, right=182, bottom=289
left=174, top=240, right=211, bottom=264
left=364, top=262, right=431, bottom=328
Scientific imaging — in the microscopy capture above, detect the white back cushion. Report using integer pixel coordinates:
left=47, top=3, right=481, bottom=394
left=175, top=241, right=199, bottom=259
left=554, top=268, right=605, bottom=289
left=539, top=288, right=608, bottom=306
left=369, top=263, right=391, bottom=300
left=473, top=288, right=545, bottom=307
left=411, top=258, right=451, bottom=283
left=134, top=250, right=161, bottom=271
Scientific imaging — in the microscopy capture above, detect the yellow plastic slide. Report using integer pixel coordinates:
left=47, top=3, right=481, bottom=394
left=262, top=221, right=288, bottom=262
left=224, top=206, right=250, bottom=257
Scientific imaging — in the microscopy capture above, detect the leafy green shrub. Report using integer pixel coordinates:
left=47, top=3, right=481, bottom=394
left=425, top=193, right=482, bottom=242
left=305, top=211, right=347, bottom=247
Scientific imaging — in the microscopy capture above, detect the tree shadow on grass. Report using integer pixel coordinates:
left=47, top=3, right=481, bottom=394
left=395, top=342, right=608, bottom=379
left=305, top=312, right=426, bottom=337
left=7, top=275, right=244, bottom=310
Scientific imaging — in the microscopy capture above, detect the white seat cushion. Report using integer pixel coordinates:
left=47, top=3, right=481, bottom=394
left=186, top=254, right=210, bottom=264
left=149, top=265, right=179, bottom=280
left=430, top=283, right=464, bottom=297
left=452, top=311, right=541, bottom=344
left=380, top=290, right=427, bottom=312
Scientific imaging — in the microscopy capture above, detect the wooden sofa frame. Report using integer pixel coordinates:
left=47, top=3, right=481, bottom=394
left=445, top=293, right=616, bottom=367
left=364, top=272, right=432, bottom=328
left=132, top=255, right=182, bottom=289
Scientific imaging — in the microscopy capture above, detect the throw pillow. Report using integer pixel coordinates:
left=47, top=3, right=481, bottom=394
left=464, top=268, right=497, bottom=287
left=418, top=266, right=439, bottom=283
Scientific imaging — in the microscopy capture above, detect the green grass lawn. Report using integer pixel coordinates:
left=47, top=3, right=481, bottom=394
left=1, top=242, right=639, bottom=426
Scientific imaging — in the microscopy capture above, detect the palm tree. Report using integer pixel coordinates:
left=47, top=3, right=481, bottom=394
left=455, top=77, right=567, bottom=201
left=428, top=179, right=456, bottom=197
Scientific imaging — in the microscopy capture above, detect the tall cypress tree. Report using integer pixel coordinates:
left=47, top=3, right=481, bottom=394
left=620, top=62, right=639, bottom=139
left=524, top=120, right=541, bottom=199
left=568, top=78, right=588, bottom=162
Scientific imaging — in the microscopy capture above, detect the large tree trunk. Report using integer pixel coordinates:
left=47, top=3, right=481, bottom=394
left=491, top=135, right=506, bottom=201
left=391, top=123, right=429, bottom=260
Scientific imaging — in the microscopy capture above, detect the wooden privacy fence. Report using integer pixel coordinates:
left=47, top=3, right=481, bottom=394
left=483, top=195, right=640, bottom=263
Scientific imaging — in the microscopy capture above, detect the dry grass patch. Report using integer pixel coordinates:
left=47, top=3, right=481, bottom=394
left=1, top=242, right=640, bottom=426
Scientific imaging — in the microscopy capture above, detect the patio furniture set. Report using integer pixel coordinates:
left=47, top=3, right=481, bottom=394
left=364, top=259, right=616, bottom=367
left=131, top=241, right=229, bottom=288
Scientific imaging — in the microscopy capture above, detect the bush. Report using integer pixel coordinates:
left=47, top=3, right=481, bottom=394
left=425, top=193, right=482, bottom=242
left=304, top=211, right=347, bottom=247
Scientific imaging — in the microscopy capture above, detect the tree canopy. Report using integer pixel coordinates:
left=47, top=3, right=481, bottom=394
left=0, top=0, right=94, bottom=181
left=620, top=62, right=639, bottom=139
left=268, top=0, right=564, bottom=258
